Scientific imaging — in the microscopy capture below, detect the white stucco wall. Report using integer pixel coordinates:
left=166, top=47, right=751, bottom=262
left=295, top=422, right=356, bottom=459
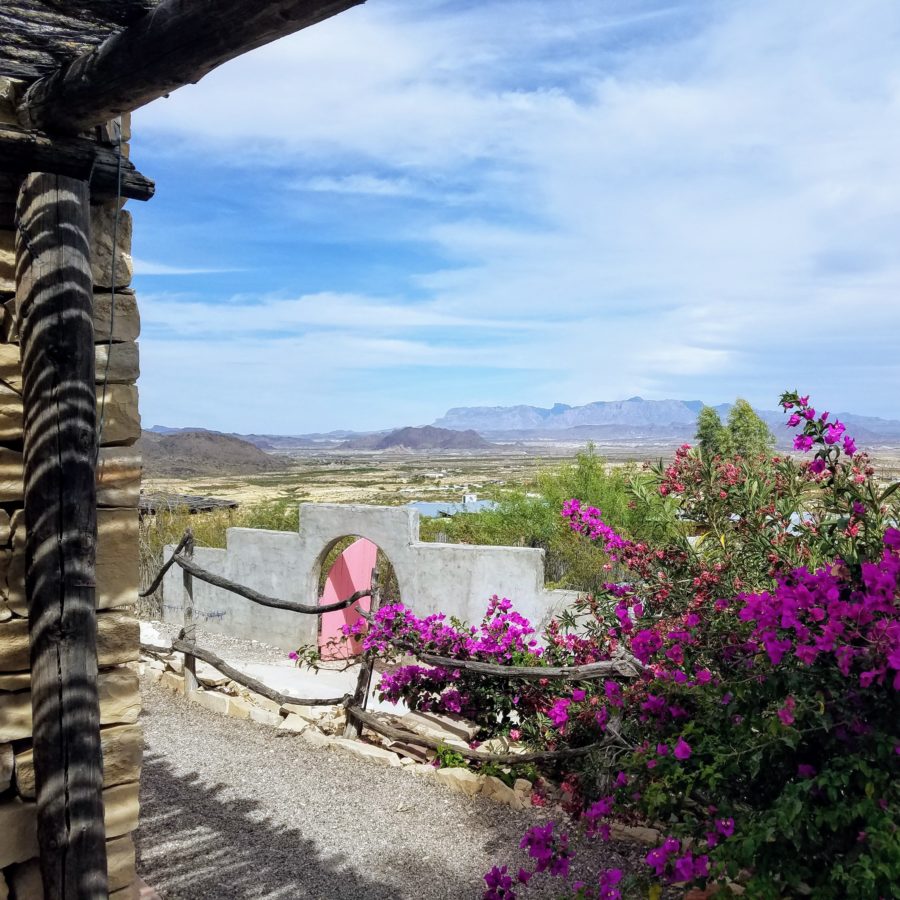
left=160, top=503, right=579, bottom=651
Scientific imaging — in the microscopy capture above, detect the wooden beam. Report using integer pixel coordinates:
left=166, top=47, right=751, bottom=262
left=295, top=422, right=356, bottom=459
left=16, top=172, right=108, bottom=899
left=18, top=0, right=366, bottom=134
left=0, top=124, right=154, bottom=201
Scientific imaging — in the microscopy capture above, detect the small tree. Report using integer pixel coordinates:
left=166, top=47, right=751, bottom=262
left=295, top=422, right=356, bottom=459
left=695, top=405, right=728, bottom=457
left=726, top=397, right=775, bottom=457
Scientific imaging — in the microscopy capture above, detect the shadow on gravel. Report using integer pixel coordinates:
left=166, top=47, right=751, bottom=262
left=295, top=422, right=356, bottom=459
left=136, top=752, right=479, bottom=900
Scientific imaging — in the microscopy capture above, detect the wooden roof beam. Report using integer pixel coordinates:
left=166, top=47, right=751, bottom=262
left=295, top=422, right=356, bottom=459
left=0, top=124, right=154, bottom=200
left=18, top=0, right=365, bottom=135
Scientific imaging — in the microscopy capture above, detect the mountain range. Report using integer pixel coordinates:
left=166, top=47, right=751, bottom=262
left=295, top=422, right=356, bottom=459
left=432, top=398, right=900, bottom=445
left=147, top=397, right=900, bottom=453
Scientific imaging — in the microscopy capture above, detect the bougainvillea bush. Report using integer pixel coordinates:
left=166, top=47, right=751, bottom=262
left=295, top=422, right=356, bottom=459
left=482, top=392, right=900, bottom=899
left=353, top=393, right=899, bottom=899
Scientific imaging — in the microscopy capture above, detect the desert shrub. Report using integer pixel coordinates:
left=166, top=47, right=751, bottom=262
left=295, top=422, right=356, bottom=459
left=419, top=448, right=676, bottom=594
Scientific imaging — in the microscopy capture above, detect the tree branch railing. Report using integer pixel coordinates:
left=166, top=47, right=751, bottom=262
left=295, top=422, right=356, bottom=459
left=142, top=532, right=640, bottom=763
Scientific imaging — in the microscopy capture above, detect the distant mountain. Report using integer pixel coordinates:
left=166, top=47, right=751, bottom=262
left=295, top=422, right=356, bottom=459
left=139, top=431, right=289, bottom=477
left=433, top=398, right=900, bottom=446
left=343, top=426, right=493, bottom=451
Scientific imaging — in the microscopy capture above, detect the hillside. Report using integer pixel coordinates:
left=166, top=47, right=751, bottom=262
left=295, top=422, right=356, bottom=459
left=139, top=430, right=289, bottom=477
left=343, top=425, right=493, bottom=451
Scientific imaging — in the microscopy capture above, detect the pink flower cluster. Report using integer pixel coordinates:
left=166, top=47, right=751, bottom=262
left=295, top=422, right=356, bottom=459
left=737, top=530, right=900, bottom=690
left=562, top=498, right=629, bottom=553
left=645, top=837, right=709, bottom=883
left=782, top=393, right=857, bottom=457
left=354, top=597, right=542, bottom=717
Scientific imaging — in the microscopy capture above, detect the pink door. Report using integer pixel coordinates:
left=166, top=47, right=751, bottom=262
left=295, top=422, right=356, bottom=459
left=318, top=538, right=378, bottom=660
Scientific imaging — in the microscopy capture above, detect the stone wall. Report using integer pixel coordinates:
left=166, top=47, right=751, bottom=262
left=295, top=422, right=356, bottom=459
left=0, top=81, right=143, bottom=898
left=161, top=503, right=580, bottom=652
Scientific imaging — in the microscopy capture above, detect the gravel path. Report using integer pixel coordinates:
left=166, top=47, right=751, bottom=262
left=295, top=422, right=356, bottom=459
left=137, top=679, right=649, bottom=900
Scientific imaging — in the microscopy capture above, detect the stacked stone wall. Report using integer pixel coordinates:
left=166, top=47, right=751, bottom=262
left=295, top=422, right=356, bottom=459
left=0, top=80, right=142, bottom=899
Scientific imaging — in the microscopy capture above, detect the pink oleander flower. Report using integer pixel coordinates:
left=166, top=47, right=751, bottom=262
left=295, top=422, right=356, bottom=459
left=673, top=737, right=692, bottom=760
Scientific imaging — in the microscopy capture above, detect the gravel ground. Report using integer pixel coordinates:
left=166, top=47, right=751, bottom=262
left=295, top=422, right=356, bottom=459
left=137, top=679, right=650, bottom=900
left=148, top=621, right=290, bottom=666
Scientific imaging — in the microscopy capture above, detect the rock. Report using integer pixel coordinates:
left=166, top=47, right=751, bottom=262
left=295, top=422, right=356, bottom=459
left=249, top=707, right=281, bottom=728
left=91, top=205, right=133, bottom=289
left=0, top=616, right=28, bottom=671
left=226, top=696, right=252, bottom=720
left=0, top=797, right=38, bottom=868
left=99, top=666, right=142, bottom=724
left=482, top=775, right=523, bottom=810
left=0, top=383, right=22, bottom=441
left=407, top=763, right=437, bottom=779
left=97, top=448, right=141, bottom=508
left=97, top=610, right=140, bottom=666
left=107, top=834, right=136, bottom=892
left=0, top=343, right=19, bottom=393
left=0, top=451, right=19, bottom=504
left=609, top=822, right=660, bottom=844
left=300, top=728, right=331, bottom=748
left=104, top=781, right=140, bottom=839
left=0, top=229, right=12, bottom=293
left=16, top=723, right=141, bottom=799
left=93, top=292, right=140, bottom=343
left=0, top=690, right=30, bottom=741
left=193, top=690, right=229, bottom=716
left=166, top=653, right=184, bottom=674
left=249, top=695, right=281, bottom=714
left=0, top=869, right=7, bottom=900
left=280, top=703, right=324, bottom=724
left=433, top=766, right=483, bottom=797
left=0, top=509, right=9, bottom=545
left=278, top=713, right=308, bottom=734
left=97, top=507, right=140, bottom=608
left=401, top=710, right=478, bottom=742
left=328, top=737, right=402, bottom=768
left=514, top=778, right=532, bottom=794
left=386, top=741, right=434, bottom=764
left=0, top=671, right=28, bottom=690
left=0, top=741, right=12, bottom=791
left=95, top=342, right=139, bottom=385
left=196, top=661, right=229, bottom=688
left=316, top=708, right=346, bottom=735
left=97, top=384, right=140, bottom=447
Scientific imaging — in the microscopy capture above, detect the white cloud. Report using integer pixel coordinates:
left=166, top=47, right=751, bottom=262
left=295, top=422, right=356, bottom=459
left=132, top=0, right=900, bottom=428
left=133, top=258, right=242, bottom=276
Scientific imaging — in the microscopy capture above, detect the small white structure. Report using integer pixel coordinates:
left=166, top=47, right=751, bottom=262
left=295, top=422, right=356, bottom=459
left=161, top=503, right=579, bottom=651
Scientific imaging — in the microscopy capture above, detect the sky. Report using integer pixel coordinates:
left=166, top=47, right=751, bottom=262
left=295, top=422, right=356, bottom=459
left=131, top=0, right=900, bottom=434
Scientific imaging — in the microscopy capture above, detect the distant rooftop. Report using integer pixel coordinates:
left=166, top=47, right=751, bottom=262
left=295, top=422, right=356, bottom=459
left=408, top=498, right=498, bottom=518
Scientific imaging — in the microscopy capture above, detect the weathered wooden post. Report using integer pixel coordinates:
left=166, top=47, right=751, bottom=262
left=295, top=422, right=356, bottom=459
left=182, top=528, right=198, bottom=695
left=15, top=172, right=108, bottom=898
left=344, top=565, right=382, bottom=740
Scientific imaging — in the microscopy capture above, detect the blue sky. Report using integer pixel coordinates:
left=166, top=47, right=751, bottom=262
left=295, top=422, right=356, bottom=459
left=131, top=0, right=900, bottom=433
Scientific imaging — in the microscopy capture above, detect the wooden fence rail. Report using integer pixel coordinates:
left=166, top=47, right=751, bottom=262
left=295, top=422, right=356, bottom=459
left=141, top=532, right=639, bottom=762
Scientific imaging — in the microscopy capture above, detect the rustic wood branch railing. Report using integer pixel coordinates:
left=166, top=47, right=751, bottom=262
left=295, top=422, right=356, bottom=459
left=142, top=533, right=639, bottom=763
left=141, top=640, right=349, bottom=708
